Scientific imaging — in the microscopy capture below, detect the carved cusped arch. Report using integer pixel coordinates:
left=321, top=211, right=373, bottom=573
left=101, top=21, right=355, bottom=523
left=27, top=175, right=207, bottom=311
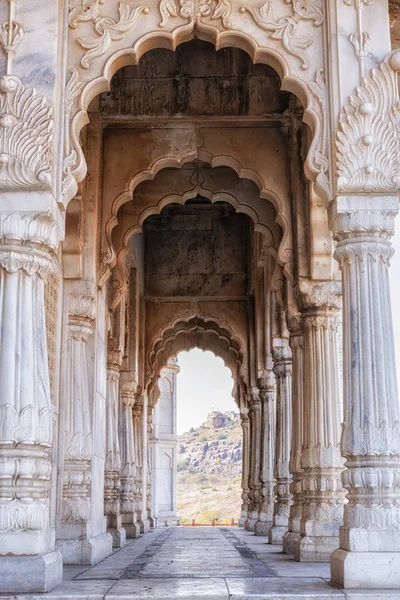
left=147, top=315, right=248, bottom=406
left=64, top=0, right=330, bottom=208
left=108, top=163, right=285, bottom=309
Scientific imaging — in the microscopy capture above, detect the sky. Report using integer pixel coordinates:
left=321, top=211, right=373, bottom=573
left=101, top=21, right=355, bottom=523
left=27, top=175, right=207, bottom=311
left=176, top=224, right=400, bottom=435
left=176, top=349, right=235, bottom=434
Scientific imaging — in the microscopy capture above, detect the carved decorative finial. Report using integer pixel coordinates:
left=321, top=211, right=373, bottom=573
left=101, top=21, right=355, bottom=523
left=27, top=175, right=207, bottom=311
left=0, top=0, right=24, bottom=76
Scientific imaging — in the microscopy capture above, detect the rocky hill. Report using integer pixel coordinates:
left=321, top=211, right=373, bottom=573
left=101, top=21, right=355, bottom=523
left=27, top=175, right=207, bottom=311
left=176, top=411, right=243, bottom=524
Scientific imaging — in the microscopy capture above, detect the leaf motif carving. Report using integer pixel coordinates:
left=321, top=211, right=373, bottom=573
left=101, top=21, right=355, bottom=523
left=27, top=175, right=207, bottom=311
left=158, top=0, right=232, bottom=28
left=241, top=0, right=323, bottom=69
left=0, top=77, right=53, bottom=190
left=69, top=1, right=150, bottom=68
left=336, top=60, right=400, bottom=193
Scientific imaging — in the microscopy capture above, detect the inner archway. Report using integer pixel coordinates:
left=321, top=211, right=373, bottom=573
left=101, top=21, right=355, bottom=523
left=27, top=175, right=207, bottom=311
left=151, top=348, right=241, bottom=527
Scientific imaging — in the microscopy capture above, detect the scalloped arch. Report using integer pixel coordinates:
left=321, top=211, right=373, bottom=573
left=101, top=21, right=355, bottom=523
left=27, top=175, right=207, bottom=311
left=66, top=24, right=328, bottom=207
left=109, top=182, right=285, bottom=311
left=101, top=155, right=292, bottom=288
left=147, top=315, right=248, bottom=406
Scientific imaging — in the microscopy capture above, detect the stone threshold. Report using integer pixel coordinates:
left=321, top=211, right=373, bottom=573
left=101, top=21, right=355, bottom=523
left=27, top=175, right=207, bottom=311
left=2, top=578, right=400, bottom=600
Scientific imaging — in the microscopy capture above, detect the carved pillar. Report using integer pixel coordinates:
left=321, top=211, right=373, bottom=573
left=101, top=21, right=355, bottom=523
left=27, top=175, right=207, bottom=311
left=147, top=407, right=156, bottom=528
left=239, top=407, right=250, bottom=527
left=132, top=394, right=143, bottom=531
left=330, top=196, right=400, bottom=588
left=283, top=320, right=305, bottom=554
left=254, top=372, right=276, bottom=537
left=246, top=388, right=262, bottom=531
left=137, top=393, right=151, bottom=533
left=294, top=284, right=345, bottom=562
left=120, top=373, right=141, bottom=538
left=57, top=294, right=111, bottom=563
left=269, top=342, right=293, bottom=544
left=105, top=350, right=126, bottom=548
left=0, top=214, right=63, bottom=591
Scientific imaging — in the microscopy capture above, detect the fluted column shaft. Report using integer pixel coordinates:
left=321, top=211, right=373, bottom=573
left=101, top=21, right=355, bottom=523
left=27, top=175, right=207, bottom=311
left=269, top=343, right=293, bottom=544
left=330, top=196, right=400, bottom=588
left=283, top=324, right=304, bottom=554
left=0, top=214, right=63, bottom=590
left=132, top=397, right=144, bottom=523
left=120, top=373, right=140, bottom=537
left=295, top=287, right=345, bottom=562
left=239, top=408, right=250, bottom=527
left=61, top=296, right=95, bottom=527
left=254, top=373, right=276, bottom=536
left=105, top=350, right=126, bottom=548
left=246, top=389, right=262, bottom=531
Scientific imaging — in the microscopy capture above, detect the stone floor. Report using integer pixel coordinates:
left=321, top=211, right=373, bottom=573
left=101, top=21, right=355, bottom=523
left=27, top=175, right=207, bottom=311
left=2, top=528, right=400, bottom=600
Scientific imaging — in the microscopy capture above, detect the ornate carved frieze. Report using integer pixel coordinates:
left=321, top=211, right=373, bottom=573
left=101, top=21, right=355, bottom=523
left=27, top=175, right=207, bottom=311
left=159, top=0, right=232, bottom=28
left=241, top=0, right=323, bottom=69
left=336, top=53, right=400, bottom=194
left=69, top=0, right=150, bottom=68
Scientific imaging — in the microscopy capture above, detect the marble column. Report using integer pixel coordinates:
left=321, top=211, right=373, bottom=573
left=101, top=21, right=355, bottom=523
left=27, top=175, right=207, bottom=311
left=294, top=284, right=345, bottom=562
left=0, top=214, right=63, bottom=592
left=57, top=294, right=112, bottom=564
left=146, top=408, right=156, bottom=528
left=132, top=395, right=144, bottom=533
left=254, top=372, right=276, bottom=537
left=246, top=388, right=262, bottom=531
left=283, top=320, right=304, bottom=554
left=104, top=350, right=126, bottom=548
left=239, top=407, right=251, bottom=527
left=269, top=342, right=293, bottom=544
left=120, top=373, right=141, bottom=538
left=330, top=196, right=400, bottom=588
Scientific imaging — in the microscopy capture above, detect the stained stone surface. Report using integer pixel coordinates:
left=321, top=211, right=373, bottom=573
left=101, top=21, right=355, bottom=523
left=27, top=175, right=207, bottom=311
left=3, top=527, right=396, bottom=600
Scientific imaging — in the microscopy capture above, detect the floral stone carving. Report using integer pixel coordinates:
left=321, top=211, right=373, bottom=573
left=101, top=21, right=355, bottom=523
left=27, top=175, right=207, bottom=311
left=69, top=0, right=150, bottom=68
left=336, top=54, right=400, bottom=193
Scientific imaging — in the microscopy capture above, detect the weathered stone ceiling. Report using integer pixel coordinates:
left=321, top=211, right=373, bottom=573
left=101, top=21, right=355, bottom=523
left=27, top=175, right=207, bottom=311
left=100, top=39, right=292, bottom=119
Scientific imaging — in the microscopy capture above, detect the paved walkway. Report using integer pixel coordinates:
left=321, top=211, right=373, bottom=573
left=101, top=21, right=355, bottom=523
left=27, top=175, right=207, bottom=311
left=3, top=528, right=399, bottom=599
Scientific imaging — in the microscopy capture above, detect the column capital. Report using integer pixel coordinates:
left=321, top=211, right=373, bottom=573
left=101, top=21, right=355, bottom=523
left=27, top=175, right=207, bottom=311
left=120, top=373, right=137, bottom=408
left=68, top=293, right=96, bottom=341
left=273, top=340, right=292, bottom=378
left=249, top=387, right=261, bottom=408
left=107, top=348, right=122, bottom=372
left=258, top=370, right=276, bottom=393
left=0, top=213, right=60, bottom=278
left=330, top=196, right=399, bottom=265
left=240, top=406, right=249, bottom=423
left=300, top=279, right=341, bottom=313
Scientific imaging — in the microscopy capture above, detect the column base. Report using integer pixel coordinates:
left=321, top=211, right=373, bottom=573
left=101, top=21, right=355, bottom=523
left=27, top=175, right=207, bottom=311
left=268, top=525, right=288, bottom=545
left=294, top=534, right=338, bottom=563
left=331, top=548, right=400, bottom=589
left=125, top=522, right=142, bottom=538
left=109, top=527, right=127, bottom=548
left=0, top=550, right=63, bottom=593
left=56, top=532, right=113, bottom=565
left=282, top=531, right=298, bottom=554
left=138, top=519, right=151, bottom=534
left=149, top=517, right=157, bottom=528
left=238, top=516, right=247, bottom=528
left=254, top=519, right=272, bottom=536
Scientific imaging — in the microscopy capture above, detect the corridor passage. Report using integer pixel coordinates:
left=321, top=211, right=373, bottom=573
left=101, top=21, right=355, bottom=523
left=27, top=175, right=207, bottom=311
left=9, top=528, right=358, bottom=600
